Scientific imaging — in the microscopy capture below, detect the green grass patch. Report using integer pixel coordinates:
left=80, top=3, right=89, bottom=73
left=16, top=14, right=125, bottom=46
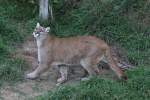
left=51, top=0, right=150, bottom=65
left=0, top=58, right=28, bottom=83
left=0, top=0, right=36, bottom=85
left=37, top=66, right=150, bottom=100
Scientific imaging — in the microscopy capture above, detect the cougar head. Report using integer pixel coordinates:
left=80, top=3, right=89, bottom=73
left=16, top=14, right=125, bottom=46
left=32, top=23, right=50, bottom=40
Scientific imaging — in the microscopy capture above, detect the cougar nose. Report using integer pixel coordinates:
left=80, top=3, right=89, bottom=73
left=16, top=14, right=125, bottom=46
left=32, top=32, right=35, bottom=36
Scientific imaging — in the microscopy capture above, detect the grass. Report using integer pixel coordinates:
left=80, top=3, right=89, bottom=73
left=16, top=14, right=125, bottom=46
left=0, top=58, right=27, bottom=82
left=0, top=0, right=149, bottom=99
left=52, top=0, right=150, bottom=66
left=0, top=0, right=36, bottom=84
left=35, top=48, right=150, bottom=96
left=37, top=67, right=150, bottom=100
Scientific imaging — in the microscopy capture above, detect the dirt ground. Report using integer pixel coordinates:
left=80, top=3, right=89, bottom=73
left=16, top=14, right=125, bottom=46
left=0, top=67, right=114, bottom=100
left=0, top=61, right=92, bottom=100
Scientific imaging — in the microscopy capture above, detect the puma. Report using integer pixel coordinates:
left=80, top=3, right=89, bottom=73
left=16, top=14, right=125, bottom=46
left=26, top=23, right=127, bottom=85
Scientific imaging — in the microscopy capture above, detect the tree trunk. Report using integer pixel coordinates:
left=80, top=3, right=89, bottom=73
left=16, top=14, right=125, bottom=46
left=39, top=0, right=49, bottom=22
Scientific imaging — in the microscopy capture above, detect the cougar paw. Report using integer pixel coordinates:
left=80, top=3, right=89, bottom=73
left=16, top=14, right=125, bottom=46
left=56, top=82, right=61, bottom=86
left=57, top=77, right=66, bottom=83
left=56, top=77, right=66, bottom=86
left=81, top=77, right=90, bottom=81
left=121, top=75, right=128, bottom=81
left=26, top=72, right=38, bottom=79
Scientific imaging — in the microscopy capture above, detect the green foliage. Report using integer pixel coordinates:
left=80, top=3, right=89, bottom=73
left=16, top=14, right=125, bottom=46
left=0, top=0, right=37, bottom=20
left=0, top=38, right=8, bottom=58
left=0, top=0, right=35, bottom=85
left=0, top=59, right=28, bottom=82
left=51, top=0, right=150, bottom=65
left=0, top=20, right=21, bottom=44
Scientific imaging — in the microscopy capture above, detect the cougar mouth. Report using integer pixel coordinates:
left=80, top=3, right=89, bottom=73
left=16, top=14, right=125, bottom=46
left=33, top=32, right=40, bottom=38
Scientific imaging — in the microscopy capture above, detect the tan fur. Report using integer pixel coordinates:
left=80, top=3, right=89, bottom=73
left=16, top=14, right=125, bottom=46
left=26, top=23, right=127, bottom=85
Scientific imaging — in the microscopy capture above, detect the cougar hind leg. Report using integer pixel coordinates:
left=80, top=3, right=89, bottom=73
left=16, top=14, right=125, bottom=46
left=92, top=55, right=106, bottom=75
left=56, top=65, right=68, bottom=86
left=80, top=58, right=97, bottom=81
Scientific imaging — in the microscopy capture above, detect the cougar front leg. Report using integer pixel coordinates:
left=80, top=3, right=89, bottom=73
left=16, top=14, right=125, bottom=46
left=26, top=62, right=48, bottom=79
left=56, top=65, right=68, bottom=86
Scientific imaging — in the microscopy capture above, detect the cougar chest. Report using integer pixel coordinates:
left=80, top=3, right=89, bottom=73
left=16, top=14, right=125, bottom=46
left=36, top=39, right=47, bottom=63
left=36, top=39, right=42, bottom=47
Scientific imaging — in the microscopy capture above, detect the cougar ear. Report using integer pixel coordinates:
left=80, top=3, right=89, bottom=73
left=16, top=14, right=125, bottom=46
left=45, top=27, right=50, bottom=32
left=36, top=22, right=40, bottom=28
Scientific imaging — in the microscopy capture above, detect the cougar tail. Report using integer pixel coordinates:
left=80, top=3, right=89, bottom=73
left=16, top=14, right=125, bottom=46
left=117, top=61, right=134, bottom=70
left=104, top=46, right=127, bottom=80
